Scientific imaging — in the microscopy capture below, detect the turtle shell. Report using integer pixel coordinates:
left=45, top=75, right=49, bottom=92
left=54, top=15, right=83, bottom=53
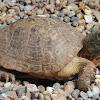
left=0, top=16, right=85, bottom=80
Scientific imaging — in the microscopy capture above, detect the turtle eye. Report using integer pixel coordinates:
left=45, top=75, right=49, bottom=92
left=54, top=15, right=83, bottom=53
left=97, top=33, right=100, bottom=40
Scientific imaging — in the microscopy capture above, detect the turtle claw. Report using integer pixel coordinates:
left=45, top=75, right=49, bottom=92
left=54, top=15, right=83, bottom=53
left=0, top=70, right=15, bottom=83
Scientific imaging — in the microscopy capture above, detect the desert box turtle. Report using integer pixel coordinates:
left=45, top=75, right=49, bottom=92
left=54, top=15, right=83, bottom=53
left=0, top=16, right=99, bottom=91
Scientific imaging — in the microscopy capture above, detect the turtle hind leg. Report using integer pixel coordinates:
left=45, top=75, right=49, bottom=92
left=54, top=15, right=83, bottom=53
left=0, top=67, right=15, bottom=83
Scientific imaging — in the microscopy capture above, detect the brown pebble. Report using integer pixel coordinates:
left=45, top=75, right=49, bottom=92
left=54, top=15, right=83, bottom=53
left=52, top=90, right=58, bottom=94
left=52, top=94, right=67, bottom=100
left=39, top=93, right=44, bottom=100
left=0, top=86, right=3, bottom=90
left=56, top=89, right=65, bottom=95
left=79, top=2, right=85, bottom=9
left=78, top=19, right=86, bottom=26
left=25, top=10, right=32, bottom=15
left=43, top=91, right=51, bottom=97
left=77, top=12, right=83, bottom=19
left=1, top=7, right=8, bottom=12
left=64, top=85, right=74, bottom=93
left=4, top=97, right=11, bottom=100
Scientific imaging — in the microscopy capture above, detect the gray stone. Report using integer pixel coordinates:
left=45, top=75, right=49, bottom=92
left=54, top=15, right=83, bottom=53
left=58, top=12, right=65, bottom=17
left=62, top=9, right=68, bottom=15
left=37, top=9, right=43, bottom=15
left=16, top=86, right=27, bottom=98
left=50, top=15, right=59, bottom=20
left=71, top=17, right=81, bottom=22
left=71, top=89, right=80, bottom=98
left=0, top=82, right=4, bottom=87
left=53, top=82, right=61, bottom=90
left=92, top=94, right=99, bottom=99
left=19, top=12, right=25, bottom=18
left=64, top=16, right=70, bottom=23
left=67, top=11, right=75, bottom=17
left=72, top=22, right=78, bottom=27
left=63, top=92, right=70, bottom=97
left=24, top=5, right=33, bottom=11
left=64, top=81, right=75, bottom=89
left=86, top=91, right=94, bottom=97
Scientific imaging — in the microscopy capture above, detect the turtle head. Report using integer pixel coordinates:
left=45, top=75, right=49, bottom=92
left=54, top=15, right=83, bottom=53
left=84, top=32, right=100, bottom=58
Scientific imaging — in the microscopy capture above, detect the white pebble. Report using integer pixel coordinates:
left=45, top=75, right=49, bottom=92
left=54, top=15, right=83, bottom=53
left=46, top=86, right=54, bottom=93
left=87, top=91, right=94, bottom=97
left=92, top=86, right=100, bottom=95
left=95, top=75, right=100, bottom=79
left=4, top=82, right=11, bottom=88
left=27, top=84, right=38, bottom=92
left=67, top=6, right=73, bottom=11
left=95, top=79, right=100, bottom=83
left=84, top=15, right=93, bottom=23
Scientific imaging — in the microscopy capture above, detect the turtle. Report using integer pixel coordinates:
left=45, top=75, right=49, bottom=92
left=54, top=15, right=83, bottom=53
left=0, top=16, right=99, bottom=91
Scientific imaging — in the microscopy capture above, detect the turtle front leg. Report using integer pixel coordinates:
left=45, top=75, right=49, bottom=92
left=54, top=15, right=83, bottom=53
left=0, top=67, right=15, bottom=83
left=57, top=57, right=96, bottom=91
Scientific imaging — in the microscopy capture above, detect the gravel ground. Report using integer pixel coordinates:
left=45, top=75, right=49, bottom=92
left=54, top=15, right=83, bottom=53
left=0, top=0, right=100, bottom=100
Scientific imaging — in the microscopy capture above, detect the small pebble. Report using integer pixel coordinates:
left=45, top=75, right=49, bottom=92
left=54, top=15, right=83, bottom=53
left=80, top=91, right=88, bottom=99
left=86, top=91, right=94, bottom=97
left=37, top=9, right=43, bottom=15
left=92, top=94, right=99, bottom=99
left=67, top=11, right=75, bottom=17
left=76, top=97, right=83, bottom=100
left=92, top=86, right=100, bottom=95
left=45, top=95, right=51, bottom=100
left=71, top=89, right=80, bottom=98
left=84, top=6, right=92, bottom=15
left=64, top=16, right=70, bottom=23
left=27, top=84, right=38, bottom=92
left=88, top=0, right=99, bottom=9
left=16, top=86, right=27, bottom=98
left=84, top=15, right=93, bottom=23
left=64, top=85, right=74, bottom=94
left=53, top=83, right=61, bottom=90
left=68, top=3, right=79, bottom=12
left=24, top=5, right=33, bottom=11
left=4, top=83, right=11, bottom=88
left=0, top=82, right=4, bottom=87
left=62, top=9, right=68, bottom=15
left=38, top=85, right=45, bottom=93
left=72, top=22, right=78, bottom=27
left=91, top=25, right=99, bottom=32
left=79, top=2, right=85, bottom=9
left=6, top=91, right=18, bottom=99
left=39, top=93, right=44, bottom=100
left=46, top=87, right=54, bottom=93
left=92, top=10, right=100, bottom=22
left=77, top=12, right=83, bottom=19
left=71, top=17, right=81, bottom=22
left=78, top=19, right=86, bottom=26
left=56, top=89, right=65, bottom=95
